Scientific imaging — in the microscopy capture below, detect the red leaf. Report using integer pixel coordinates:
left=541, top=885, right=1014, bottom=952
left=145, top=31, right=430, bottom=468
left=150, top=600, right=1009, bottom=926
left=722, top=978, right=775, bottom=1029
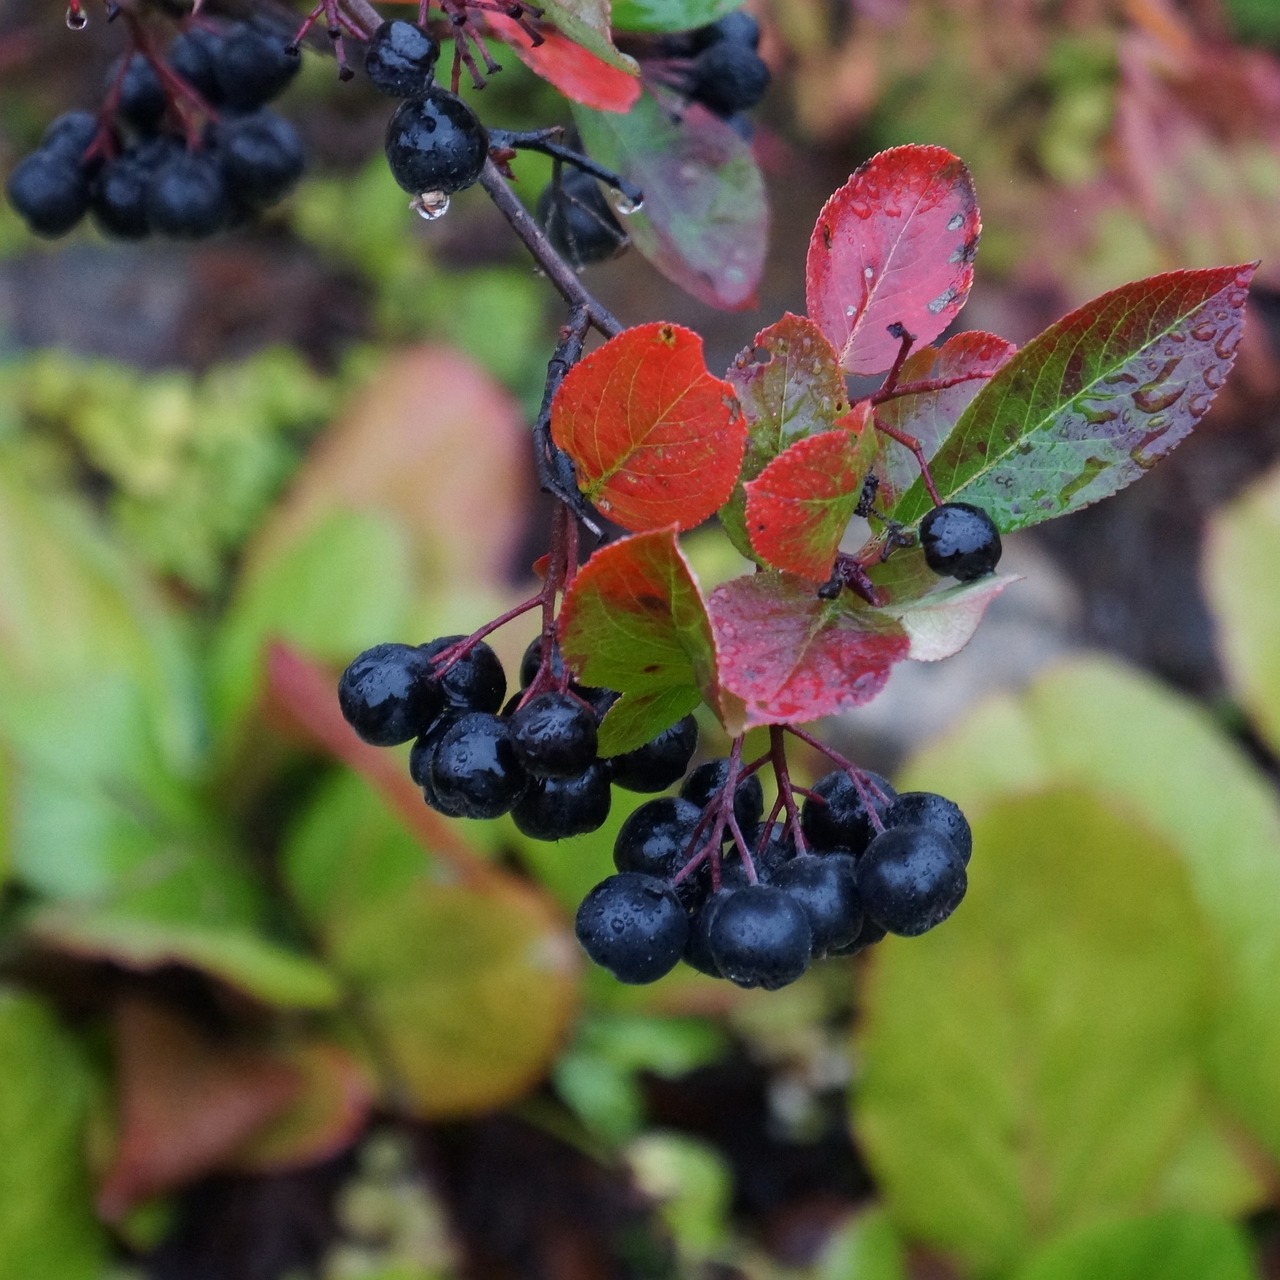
left=98, top=1001, right=301, bottom=1221
left=806, top=146, right=980, bottom=376
left=744, top=405, right=878, bottom=581
left=709, top=573, right=909, bottom=730
left=484, top=14, right=640, bottom=112
left=559, top=527, right=719, bottom=752
left=551, top=323, right=746, bottom=531
left=720, top=313, right=851, bottom=557
left=874, top=331, right=1016, bottom=508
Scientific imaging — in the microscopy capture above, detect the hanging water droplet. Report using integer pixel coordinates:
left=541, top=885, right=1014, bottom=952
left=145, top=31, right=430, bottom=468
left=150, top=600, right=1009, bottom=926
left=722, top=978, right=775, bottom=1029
left=845, top=305, right=856, bottom=317
left=65, top=4, right=88, bottom=28
left=612, top=189, right=643, bottom=215
left=412, top=190, right=450, bottom=220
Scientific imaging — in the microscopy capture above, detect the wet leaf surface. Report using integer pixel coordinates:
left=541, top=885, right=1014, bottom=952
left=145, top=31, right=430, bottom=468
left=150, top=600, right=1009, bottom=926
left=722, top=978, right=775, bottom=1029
left=806, top=146, right=980, bottom=376
left=551, top=323, right=745, bottom=531
left=573, top=95, right=767, bottom=310
left=708, top=573, right=909, bottom=730
left=534, top=0, right=639, bottom=74
left=890, top=265, right=1258, bottom=528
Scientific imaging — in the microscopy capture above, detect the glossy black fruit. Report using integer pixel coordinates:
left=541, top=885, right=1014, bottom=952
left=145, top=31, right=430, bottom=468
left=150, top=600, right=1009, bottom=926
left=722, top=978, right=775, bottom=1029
left=680, top=758, right=764, bottom=841
left=365, top=20, right=440, bottom=97
left=858, top=826, right=967, bottom=936
left=576, top=873, right=688, bottom=984
left=419, top=636, right=506, bottom=714
left=6, top=152, right=89, bottom=237
left=688, top=40, right=770, bottom=117
left=512, top=761, right=612, bottom=840
left=339, top=642, right=443, bottom=746
left=773, top=852, right=863, bottom=955
left=384, top=89, right=489, bottom=195
left=613, top=797, right=703, bottom=878
left=608, top=715, right=699, bottom=793
left=215, top=111, right=304, bottom=205
left=145, top=150, right=230, bottom=237
left=169, top=28, right=226, bottom=103
left=800, top=770, right=897, bottom=855
left=429, top=711, right=527, bottom=819
left=508, top=691, right=598, bottom=779
left=536, top=168, right=627, bottom=269
left=115, top=54, right=168, bottom=131
left=885, top=791, right=972, bottom=865
left=519, top=635, right=567, bottom=688
left=919, top=502, right=1002, bottom=581
left=827, top=914, right=888, bottom=957
left=707, top=885, right=812, bottom=990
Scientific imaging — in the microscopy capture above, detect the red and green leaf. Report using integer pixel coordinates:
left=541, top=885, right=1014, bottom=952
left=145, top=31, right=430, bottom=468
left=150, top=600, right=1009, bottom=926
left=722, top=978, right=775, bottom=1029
left=709, top=573, right=910, bottom=731
left=551, top=322, right=745, bottom=532
left=880, top=571, right=1021, bottom=661
left=719, top=313, right=851, bottom=557
left=890, top=264, right=1258, bottom=529
left=531, top=0, right=639, bottom=74
left=558, top=527, right=720, bottom=753
left=806, top=145, right=980, bottom=376
left=572, top=94, right=767, bottom=310
left=873, top=331, right=1016, bottom=508
left=483, top=13, right=639, bottom=112
left=743, top=406, right=879, bottom=581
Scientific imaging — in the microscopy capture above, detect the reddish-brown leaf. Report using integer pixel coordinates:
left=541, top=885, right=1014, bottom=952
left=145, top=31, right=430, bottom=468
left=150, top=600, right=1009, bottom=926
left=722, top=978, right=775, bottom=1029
left=744, top=406, right=879, bottom=581
left=484, top=14, right=640, bottom=112
left=98, top=1001, right=301, bottom=1221
left=709, top=573, right=910, bottom=730
left=806, top=146, right=980, bottom=376
left=873, top=331, right=1016, bottom=508
left=551, top=323, right=746, bottom=531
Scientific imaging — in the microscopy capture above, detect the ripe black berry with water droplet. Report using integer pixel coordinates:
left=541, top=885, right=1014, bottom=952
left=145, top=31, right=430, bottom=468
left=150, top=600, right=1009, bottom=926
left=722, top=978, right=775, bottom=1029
left=613, top=797, right=703, bottom=878
left=800, top=770, right=896, bottom=854
left=429, top=711, right=527, bottom=819
left=680, top=758, right=764, bottom=841
left=773, top=852, right=863, bottom=955
left=576, top=873, right=688, bottom=984
left=708, top=885, right=812, bottom=990
left=920, top=502, right=1002, bottom=581
left=512, top=761, right=612, bottom=840
left=419, top=636, right=506, bottom=713
left=608, top=715, right=699, bottom=792
left=508, top=691, right=598, bottom=779
left=385, top=88, right=489, bottom=196
left=536, top=168, right=627, bottom=269
left=858, top=826, right=966, bottom=936
left=688, top=40, right=770, bottom=117
left=886, top=791, right=972, bottom=864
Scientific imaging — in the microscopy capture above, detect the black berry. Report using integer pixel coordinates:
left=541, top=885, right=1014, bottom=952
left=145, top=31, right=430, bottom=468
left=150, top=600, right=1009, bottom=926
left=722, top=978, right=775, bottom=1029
left=773, top=852, right=863, bottom=956
left=145, top=150, right=230, bottom=237
left=508, top=692, right=598, bottom=779
left=613, top=797, right=703, bottom=879
left=858, top=826, right=967, bottom=936
left=800, top=770, right=897, bottom=855
left=608, top=715, right=699, bottom=793
left=694, top=11, right=761, bottom=51
left=707, top=885, right=812, bottom=990
left=688, top=41, right=770, bottom=117
left=365, top=20, right=441, bottom=97
left=115, top=54, right=168, bottom=132
left=215, top=111, right=305, bottom=206
left=680, top=758, right=764, bottom=841
left=384, top=89, right=489, bottom=196
left=919, top=502, right=1002, bottom=581
left=6, top=152, right=89, bottom=237
left=536, top=168, right=627, bottom=270
left=339, top=642, right=443, bottom=746
left=42, top=111, right=99, bottom=161
left=576, top=873, right=688, bottom=984
left=512, top=762, right=612, bottom=840
left=169, top=28, right=226, bottom=103
left=519, top=635, right=567, bottom=688
left=215, top=23, right=301, bottom=110
left=419, top=636, right=506, bottom=713
left=90, top=153, right=152, bottom=239
left=885, top=791, right=972, bottom=865
left=429, top=711, right=527, bottom=819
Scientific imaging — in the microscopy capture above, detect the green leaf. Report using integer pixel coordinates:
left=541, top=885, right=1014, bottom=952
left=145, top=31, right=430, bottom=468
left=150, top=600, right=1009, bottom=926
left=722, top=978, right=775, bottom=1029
left=208, top=508, right=411, bottom=754
left=901, top=657, right=1280, bottom=1167
left=856, top=788, right=1215, bottom=1274
left=573, top=93, right=766, bottom=310
left=610, top=0, right=744, bottom=32
left=559, top=527, right=720, bottom=748
left=283, top=770, right=580, bottom=1116
left=813, top=1208, right=907, bottom=1280
left=0, top=990, right=107, bottom=1278
left=1008, top=1212, right=1257, bottom=1280
left=891, top=265, right=1256, bottom=528
left=538, top=0, right=639, bottom=73
left=1204, top=460, right=1280, bottom=757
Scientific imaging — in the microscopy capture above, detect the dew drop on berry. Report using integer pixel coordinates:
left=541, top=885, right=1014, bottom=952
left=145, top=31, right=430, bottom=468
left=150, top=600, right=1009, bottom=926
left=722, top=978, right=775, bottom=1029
left=66, top=5, right=87, bottom=28
left=412, top=190, right=450, bottom=220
